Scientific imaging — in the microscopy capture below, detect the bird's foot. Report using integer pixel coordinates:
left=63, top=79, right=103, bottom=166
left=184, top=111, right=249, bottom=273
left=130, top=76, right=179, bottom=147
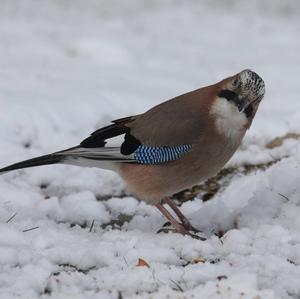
left=157, top=223, right=206, bottom=241
left=181, top=220, right=201, bottom=234
left=162, top=220, right=202, bottom=234
left=155, top=202, right=206, bottom=240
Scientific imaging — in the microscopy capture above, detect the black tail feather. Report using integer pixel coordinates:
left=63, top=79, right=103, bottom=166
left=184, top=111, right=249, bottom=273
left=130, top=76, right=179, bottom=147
left=0, top=146, right=134, bottom=174
left=0, top=154, right=63, bottom=174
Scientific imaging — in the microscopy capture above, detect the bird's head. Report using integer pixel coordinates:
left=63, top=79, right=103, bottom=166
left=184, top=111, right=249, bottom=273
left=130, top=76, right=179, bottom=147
left=210, top=69, right=265, bottom=140
left=218, top=69, right=265, bottom=119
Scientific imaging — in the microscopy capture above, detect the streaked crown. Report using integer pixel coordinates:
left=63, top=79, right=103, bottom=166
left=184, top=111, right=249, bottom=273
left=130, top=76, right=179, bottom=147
left=235, top=69, right=265, bottom=102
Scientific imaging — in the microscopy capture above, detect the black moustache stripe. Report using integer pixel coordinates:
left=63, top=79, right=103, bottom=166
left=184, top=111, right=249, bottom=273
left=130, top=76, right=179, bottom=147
left=244, top=104, right=253, bottom=118
left=218, top=90, right=237, bottom=101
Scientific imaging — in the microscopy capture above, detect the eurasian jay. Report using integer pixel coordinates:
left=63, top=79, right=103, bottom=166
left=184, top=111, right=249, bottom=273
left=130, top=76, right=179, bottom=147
left=0, top=69, right=265, bottom=239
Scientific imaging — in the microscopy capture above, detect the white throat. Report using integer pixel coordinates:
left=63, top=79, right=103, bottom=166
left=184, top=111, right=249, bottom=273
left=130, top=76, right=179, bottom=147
left=210, top=97, right=248, bottom=141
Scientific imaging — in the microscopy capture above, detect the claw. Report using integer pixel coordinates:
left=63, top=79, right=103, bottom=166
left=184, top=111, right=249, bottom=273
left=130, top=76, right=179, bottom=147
left=181, top=221, right=202, bottom=234
left=157, top=225, right=206, bottom=241
left=162, top=221, right=172, bottom=228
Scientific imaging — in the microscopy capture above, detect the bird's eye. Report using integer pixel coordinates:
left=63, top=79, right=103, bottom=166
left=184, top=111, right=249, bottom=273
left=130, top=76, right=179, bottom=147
left=233, top=79, right=239, bottom=86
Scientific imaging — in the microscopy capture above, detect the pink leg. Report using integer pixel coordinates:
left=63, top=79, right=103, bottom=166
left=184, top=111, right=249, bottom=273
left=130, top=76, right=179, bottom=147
left=162, top=197, right=199, bottom=232
left=155, top=203, right=204, bottom=240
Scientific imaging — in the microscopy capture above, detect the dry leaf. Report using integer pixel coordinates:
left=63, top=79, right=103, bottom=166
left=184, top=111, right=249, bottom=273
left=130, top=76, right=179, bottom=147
left=192, top=257, right=206, bottom=264
left=136, top=258, right=150, bottom=268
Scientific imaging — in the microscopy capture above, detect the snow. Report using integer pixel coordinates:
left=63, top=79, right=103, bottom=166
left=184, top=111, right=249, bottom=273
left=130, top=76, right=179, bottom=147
left=0, top=1, right=300, bottom=298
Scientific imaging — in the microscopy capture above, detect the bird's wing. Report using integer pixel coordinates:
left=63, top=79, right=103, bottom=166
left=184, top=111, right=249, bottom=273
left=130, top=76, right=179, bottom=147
left=80, top=115, right=139, bottom=148
left=0, top=87, right=215, bottom=174
left=128, top=90, right=209, bottom=147
left=78, top=86, right=213, bottom=164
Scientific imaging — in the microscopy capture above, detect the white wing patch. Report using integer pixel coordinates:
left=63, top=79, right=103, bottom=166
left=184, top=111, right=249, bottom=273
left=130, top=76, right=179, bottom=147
left=55, top=146, right=134, bottom=171
left=210, top=97, right=248, bottom=141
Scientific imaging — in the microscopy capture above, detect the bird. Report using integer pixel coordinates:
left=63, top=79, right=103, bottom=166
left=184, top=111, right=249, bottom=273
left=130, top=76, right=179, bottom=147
left=0, top=69, right=265, bottom=239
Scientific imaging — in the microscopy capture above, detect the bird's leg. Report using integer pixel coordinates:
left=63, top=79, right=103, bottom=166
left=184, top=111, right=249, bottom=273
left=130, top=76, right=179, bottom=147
left=155, top=203, right=191, bottom=236
left=161, top=197, right=200, bottom=233
left=155, top=203, right=204, bottom=240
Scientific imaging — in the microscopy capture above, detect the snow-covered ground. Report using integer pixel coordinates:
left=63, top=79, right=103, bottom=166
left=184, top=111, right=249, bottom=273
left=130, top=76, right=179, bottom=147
left=0, top=1, right=300, bottom=298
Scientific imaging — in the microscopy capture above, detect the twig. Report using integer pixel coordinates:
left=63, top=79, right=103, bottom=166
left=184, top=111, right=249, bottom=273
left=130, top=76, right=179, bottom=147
left=22, top=226, right=39, bottom=232
left=6, top=212, right=17, bottom=223
left=89, top=219, right=95, bottom=232
left=123, top=256, right=129, bottom=266
left=278, top=193, right=289, bottom=201
left=170, top=279, right=184, bottom=292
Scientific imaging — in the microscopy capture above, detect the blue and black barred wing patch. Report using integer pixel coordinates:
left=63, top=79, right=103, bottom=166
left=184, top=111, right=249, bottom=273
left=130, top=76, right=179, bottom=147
left=133, top=144, right=192, bottom=165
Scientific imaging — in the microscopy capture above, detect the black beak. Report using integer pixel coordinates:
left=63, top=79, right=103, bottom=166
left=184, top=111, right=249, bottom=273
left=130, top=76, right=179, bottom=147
left=238, top=95, right=263, bottom=113
left=229, top=95, right=249, bottom=113
left=237, top=98, right=249, bottom=112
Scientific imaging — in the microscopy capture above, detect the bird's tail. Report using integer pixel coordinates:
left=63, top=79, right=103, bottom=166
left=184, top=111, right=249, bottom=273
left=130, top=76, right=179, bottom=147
left=0, top=146, right=134, bottom=174
left=0, top=153, right=63, bottom=174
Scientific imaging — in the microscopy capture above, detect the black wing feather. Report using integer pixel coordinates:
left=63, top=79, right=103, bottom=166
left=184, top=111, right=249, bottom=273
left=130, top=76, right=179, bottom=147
left=80, top=115, right=141, bottom=155
left=120, top=133, right=141, bottom=155
left=80, top=123, right=130, bottom=148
